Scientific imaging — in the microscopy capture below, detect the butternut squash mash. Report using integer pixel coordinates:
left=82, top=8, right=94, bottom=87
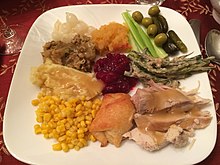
left=91, top=22, right=131, bottom=54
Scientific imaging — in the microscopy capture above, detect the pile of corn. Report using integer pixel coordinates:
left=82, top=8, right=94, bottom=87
left=32, top=93, right=102, bottom=152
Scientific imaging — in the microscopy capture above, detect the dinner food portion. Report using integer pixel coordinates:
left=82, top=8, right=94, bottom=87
left=30, top=6, right=214, bottom=153
left=31, top=62, right=104, bottom=100
left=89, top=93, right=135, bottom=147
left=124, top=81, right=212, bottom=151
left=32, top=94, right=102, bottom=152
left=42, top=34, right=96, bottom=72
left=52, top=12, right=95, bottom=43
left=91, top=22, right=131, bottom=54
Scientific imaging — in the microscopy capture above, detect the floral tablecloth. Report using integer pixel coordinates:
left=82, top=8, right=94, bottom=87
left=0, top=0, right=219, bottom=164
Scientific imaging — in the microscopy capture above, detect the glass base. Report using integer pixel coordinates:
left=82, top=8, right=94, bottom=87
left=136, top=0, right=165, bottom=5
left=0, top=24, right=24, bottom=56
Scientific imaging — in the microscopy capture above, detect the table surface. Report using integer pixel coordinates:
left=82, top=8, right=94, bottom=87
left=0, top=0, right=219, bottom=164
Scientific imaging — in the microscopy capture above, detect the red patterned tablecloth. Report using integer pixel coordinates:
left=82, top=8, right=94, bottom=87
left=0, top=0, right=219, bottom=164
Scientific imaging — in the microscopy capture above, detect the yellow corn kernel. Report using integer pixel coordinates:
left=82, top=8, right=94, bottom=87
left=59, top=104, right=65, bottom=110
left=48, top=132, right=53, bottom=138
left=43, top=113, right=52, bottom=122
left=34, top=124, right=42, bottom=134
left=84, top=101, right=92, bottom=108
left=70, top=125, right=77, bottom=132
left=74, top=145, right=80, bottom=151
left=94, top=98, right=102, bottom=105
left=91, top=110, right=97, bottom=118
left=61, top=143, right=69, bottom=152
left=79, top=138, right=87, bottom=146
left=67, top=118, right=74, bottom=125
left=56, top=125, right=66, bottom=133
left=36, top=116, right=43, bottom=123
left=77, top=128, right=84, bottom=134
left=80, top=120, right=86, bottom=127
left=66, top=137, right=72, bottom=144
left=34, top=127, right=41, bottom=134
left=77, top=133, right=84, bottom=139
left=71, top=132, right=77, bottom=139
left=75, top=110, right=83, bottom=117
left=52, top=130, right=59, bottom=139
left=41, top=129, right=48, bottom=135
left=89, top=134, right=96, bottom=142
left=85, top=120, right=91, bottom=125
left=32, top=99, right=39, bottom=106
left=83, top=128, right=88, bottom=132
left=75, top=104, right=82, bottom=112
left=44, top=133, right=49, bottom=139
left=41, top=123, right=48, bottom=129
left=68, top=143, right=74, bottom=149
left=64, top=101, right=72, bottom=108
left=65, top=130, right=72, bottom=137
left=48, top=121, right=56, bottom=129
left=77, top=123, right=81, bottom=129
left=71, top=139, right=79, bottom=145
left=85, top=115, right=92, bottom=121
left=65, top=122, right=71, bottom=129
left=58, top=135, right=66, bottom=142
left=52, top=143, right=62, bottom=151
left=77, top=142, right=84, bottom=148
left=50, top=104, right=57, bottom=111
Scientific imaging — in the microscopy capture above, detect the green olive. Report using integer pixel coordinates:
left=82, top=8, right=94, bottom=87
left=132, top=11, right=143, bottom=23
left=147, top=24, right=158, bottom=37
left=154, top=33, right=168, bottom=47
left=148, top=5, right=160, bottom=17
left=141, top=17, right=153, bottom=28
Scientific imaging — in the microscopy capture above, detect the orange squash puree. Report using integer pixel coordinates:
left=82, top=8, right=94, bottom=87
left=91, top=22, right=131, bottom=54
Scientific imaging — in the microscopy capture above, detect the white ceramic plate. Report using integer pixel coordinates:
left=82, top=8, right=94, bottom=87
left=3, top=4, right=217, bottom=165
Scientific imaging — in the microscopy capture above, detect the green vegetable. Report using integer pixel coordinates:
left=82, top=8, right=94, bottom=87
left=132, top=11, right=143, bottom=23
left=122, top=11, right=168, bottom=58
left=148, top=5, right=160, bottom=17
left=154, top=33, right=168, bottom=47
left=162, top=37, right=179, bottom=54
left=152, top=17, right=163, bottom=34
left=126, top=51, right=215, bottom=86
left=141, top=17, right=153, bottom=28
left=147, top=24, right=158, bottom=37
left=128, top=32, right=140, bottom=52
left=122, top=12, right=146, bottom=50
left=168, top=30, right=188, bottom=53
left=149, top=36, right=168, bottom=58
left=157, top=14, right=168, bottom=33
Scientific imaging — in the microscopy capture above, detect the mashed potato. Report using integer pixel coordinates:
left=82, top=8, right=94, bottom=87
left=31, top=62, right=104, bottom=100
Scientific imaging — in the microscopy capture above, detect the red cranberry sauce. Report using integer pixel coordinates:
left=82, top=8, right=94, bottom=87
left=94, top=53, right=138, bottom=94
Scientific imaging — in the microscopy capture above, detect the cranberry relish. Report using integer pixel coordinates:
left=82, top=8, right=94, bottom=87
left=94, top=53, right=138, bottom=94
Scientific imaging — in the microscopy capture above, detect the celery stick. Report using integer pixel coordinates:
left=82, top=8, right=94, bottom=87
left=122, top=11, right=168, bottom=58
left=149, top=35, right=168, bottom=58
left=125, top=12, right=159, bottom=58
left=128, top=32, right=140, bottom=52
left=122, top=12, right=145, bottom=50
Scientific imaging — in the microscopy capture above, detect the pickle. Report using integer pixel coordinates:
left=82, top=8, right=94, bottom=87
left=152, top=17, right=163, bottom=34
left=163, top=37, right=179, bottom=54
left=168, top=30, right=188, bottom=53
left=157, top=14, right=168, bottom=33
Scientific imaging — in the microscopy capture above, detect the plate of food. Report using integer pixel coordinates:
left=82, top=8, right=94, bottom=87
left=3, top=4, right=217, bottom=165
